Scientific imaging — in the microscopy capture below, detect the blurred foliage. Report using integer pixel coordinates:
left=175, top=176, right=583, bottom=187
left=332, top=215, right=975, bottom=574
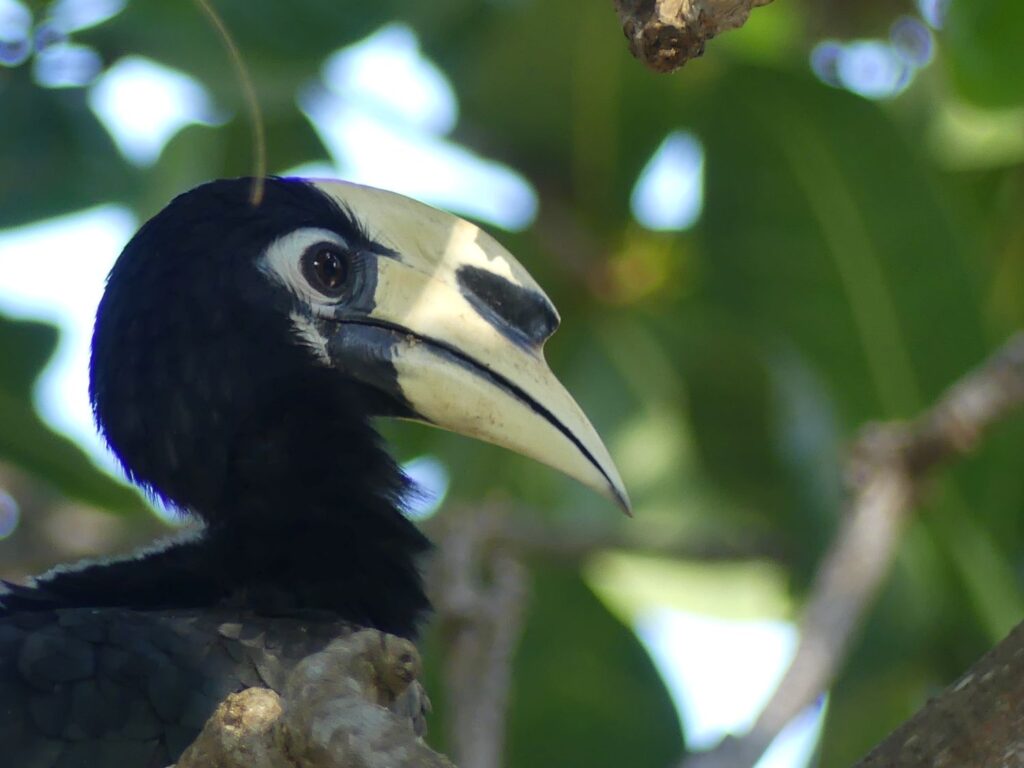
left=422, top=563, right=683, bottom=767
left=2, top=0, right=1024, bottom=764
left=0, top=315, right=143, bottom=514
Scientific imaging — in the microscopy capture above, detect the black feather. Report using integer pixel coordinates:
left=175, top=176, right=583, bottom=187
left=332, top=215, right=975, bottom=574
left=2, top=178, right=432, bottom=637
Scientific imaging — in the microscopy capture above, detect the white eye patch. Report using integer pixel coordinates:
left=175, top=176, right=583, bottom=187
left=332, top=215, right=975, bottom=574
left=260, top=227, right=350, bottom=365
left=260, top=227, right=350, bottom=309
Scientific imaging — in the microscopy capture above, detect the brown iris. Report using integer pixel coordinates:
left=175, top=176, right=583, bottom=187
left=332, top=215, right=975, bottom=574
left=302, top=244, right=349, bottom=297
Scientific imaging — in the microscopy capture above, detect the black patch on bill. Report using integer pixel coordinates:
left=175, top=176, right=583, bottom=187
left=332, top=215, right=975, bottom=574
left=455, top=265, right=558, bottom=348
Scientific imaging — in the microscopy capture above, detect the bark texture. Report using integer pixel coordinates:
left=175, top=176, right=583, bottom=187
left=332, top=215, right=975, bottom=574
left=613, top=0, right=775, bottom=72
left=174, top=629, right=453, bottom=768
left=855, top=620, right=1024, bottom=767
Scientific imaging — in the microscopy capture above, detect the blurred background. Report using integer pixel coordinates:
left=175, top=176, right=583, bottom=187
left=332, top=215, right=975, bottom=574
left=2, top=0, right=1023, bottom=765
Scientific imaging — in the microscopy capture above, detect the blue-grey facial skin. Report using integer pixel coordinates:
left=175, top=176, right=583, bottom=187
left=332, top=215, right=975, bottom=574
left=323, top=321, right=415, bottom=418
left=289, top=246, right=414, bottom=417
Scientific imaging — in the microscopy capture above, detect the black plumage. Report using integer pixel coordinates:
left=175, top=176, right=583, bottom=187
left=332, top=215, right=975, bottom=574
left=1, top=180, right=432, bottom=766
left=4, top=179, right=430, bottom=635
left=0, top=176, right=626, bottom=766
left=0, top=606, right=354, bottom=767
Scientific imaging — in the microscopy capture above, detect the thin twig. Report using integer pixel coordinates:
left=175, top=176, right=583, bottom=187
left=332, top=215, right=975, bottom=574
left=682, top=332, right=1024, bottom=768
left=425, top=512, right=787, bottom=565
left=193, top=0, right=267, bottom=205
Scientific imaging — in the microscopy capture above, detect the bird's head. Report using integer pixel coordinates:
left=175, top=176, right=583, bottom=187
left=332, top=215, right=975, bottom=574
left=90, top=178, right=629, bottom=520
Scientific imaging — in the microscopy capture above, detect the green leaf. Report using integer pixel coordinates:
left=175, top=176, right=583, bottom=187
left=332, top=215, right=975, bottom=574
left=0, top=314, right=144, bottom=515
left=695, top=66, right=988, bottom=424
left=506, top=565, right=684, bottom=766
left=422, top=563, right=685, bottom=766
left=944, top=0, right=1024, bottom=108
left=0, top=69, right=141, bottom=229
left=819, top=664, right=934, bottom=767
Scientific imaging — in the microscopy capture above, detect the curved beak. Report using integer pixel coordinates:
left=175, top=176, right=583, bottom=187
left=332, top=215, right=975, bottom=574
left=312, top=180, right=630, bottom=514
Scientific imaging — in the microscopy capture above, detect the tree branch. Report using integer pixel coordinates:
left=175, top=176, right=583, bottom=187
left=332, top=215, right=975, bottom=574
left=854, top=617, right=1024, bottom=767
left=612, top=0, right=775, bottom=73
left=426, top=511, right=787, bottom=565
left=422, top=504, right=783, bottom=768
left=429, top=512, right=529, bottom=768
left=173, top=630, right=453, bottom=768
left=682, top=332, right=1024, bottom=768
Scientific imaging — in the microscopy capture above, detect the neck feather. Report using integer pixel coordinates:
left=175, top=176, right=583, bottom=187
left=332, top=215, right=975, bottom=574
left=3, top=376, right=432, bottom=638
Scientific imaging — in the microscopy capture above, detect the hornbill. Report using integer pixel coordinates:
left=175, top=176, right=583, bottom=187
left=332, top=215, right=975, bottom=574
left=0, top=177, right=629, bottom=767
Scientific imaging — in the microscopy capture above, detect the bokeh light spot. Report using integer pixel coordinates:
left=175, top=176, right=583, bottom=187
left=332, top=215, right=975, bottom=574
left=812, top=39, right=917, bottom=100
left=917, top=0, right=950, bottom=29
left=301, top=24, right=537, bottom=231
left=32, top=19, right=67, bottom=51
left=402, top=455, right=450, bottom=521
left=33, top=42, right=102, bottom=88
left=322, top=23, right=456, bottom=135
left=0, top=0, right=30, bottom=44
left=0, top=205, right=136, bottom=465
left=638, top=610, right=827, bottom=767
left=0, top=36, right=28, bottom=65
left=89, top=56, right=221, bottom=166
left=0, top=489, right=20, bottom=539
left=836, top=41, right=912, bottom=100
left=630, top=131, right=705, bottom=231
left=49, top=0, right=125, bottom=33
left=890, top=16, right=933, bottom=67
left=809, top=41, right=842, bottom=87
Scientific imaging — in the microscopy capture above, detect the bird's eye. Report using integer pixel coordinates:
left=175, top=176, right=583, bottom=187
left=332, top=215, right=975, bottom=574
left=302, top=244, right=350, bottom=298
